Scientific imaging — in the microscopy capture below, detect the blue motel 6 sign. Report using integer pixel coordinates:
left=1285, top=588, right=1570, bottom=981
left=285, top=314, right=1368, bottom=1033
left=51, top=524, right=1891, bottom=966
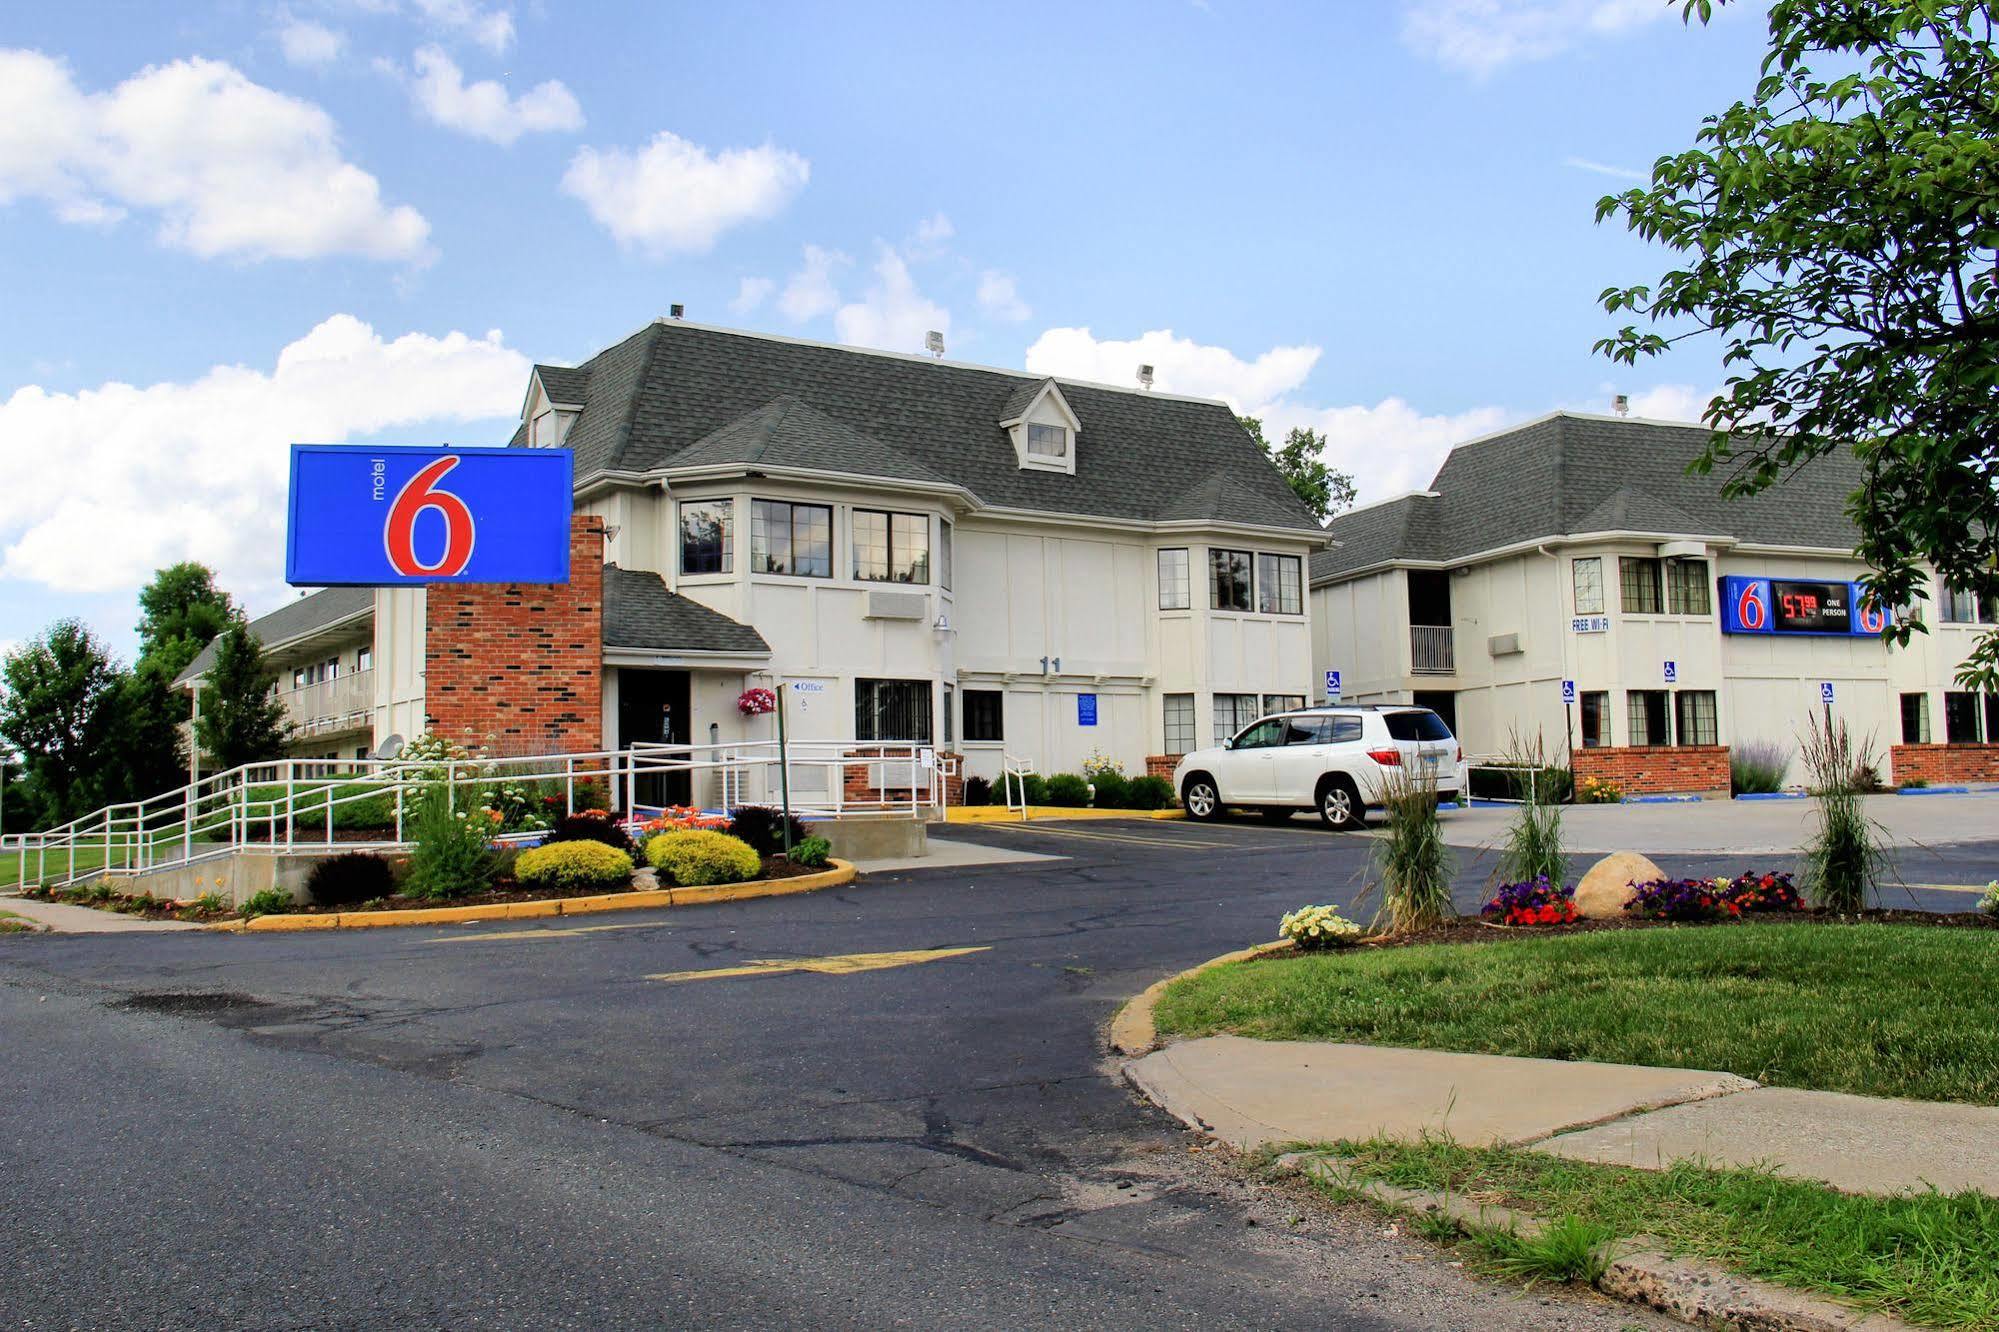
left=286, top=445, right=574, bottom=586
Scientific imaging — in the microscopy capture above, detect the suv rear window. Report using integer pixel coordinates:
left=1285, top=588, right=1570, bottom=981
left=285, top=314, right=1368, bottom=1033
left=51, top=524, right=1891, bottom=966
left=1383, top=710, right=1453, bottom=742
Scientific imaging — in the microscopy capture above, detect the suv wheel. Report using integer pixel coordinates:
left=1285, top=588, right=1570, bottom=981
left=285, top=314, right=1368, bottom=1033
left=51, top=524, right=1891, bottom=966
left=1317, top=776, right=1364, bottom=831
left=1182, top=775, right=1222, bottom=821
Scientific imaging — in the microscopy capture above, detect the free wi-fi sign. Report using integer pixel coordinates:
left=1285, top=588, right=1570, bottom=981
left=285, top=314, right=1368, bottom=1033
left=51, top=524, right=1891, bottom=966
left=285, top=444, right=573, bottom=586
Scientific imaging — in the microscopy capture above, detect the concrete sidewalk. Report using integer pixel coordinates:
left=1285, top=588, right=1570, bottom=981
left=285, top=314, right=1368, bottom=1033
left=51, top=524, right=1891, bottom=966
left=1127, top=1035, right=1999, bottom=1196
left=0, top=896, right=206, bottom=934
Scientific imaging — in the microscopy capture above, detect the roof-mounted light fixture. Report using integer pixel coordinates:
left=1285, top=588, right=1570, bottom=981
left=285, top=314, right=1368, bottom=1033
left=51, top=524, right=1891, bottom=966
left=925, top=330, right=945, bottom=359
left=1137, top=364, right=1155, bottom=390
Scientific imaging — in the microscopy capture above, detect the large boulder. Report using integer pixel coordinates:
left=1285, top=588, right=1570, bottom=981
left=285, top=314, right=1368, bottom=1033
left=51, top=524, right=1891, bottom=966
left=1573, top=851, right=1666, bottom=920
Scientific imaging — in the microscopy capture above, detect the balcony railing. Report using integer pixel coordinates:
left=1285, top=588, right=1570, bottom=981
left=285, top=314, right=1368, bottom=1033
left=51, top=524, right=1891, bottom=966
left=281, top=669, right=374, bottom=736
left=1410, top=625, right=1455, bottom=675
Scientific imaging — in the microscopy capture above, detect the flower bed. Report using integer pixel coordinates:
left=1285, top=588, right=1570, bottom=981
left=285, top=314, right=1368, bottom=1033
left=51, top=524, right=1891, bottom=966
left=1480, top=876, right=1577, bottom=926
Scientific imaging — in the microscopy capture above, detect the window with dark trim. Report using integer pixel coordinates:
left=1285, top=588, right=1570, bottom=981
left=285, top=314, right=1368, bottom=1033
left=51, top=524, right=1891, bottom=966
left=1211, top=692, right=1259, bottom=744
left=1674, top=690, right=1718, bottom=746
left=1900, top=692, right=1931, bottom=744
left=1579, top=691, right=1610, bottom=747
left=679, top=499, right=733, bottom=575
left=750, top=500, right=832, bottom=577
left=1256, top=554, right=1303, bottom=615
left=1620, top=557, right=1664, bottom=614
left=1945, top=691, right=1983, bottom=743
left=1262, top=693, right=1306, bottom=716
left=942, top=684, right=954, bottom=745
left=853, top=509, right=930, bottom=584
left=963, top=690, right=1004, bottom=743
left=1209, top=549, right=1252, bottom=611
left=1158, top=548, right=1190, bottom=610
left=1666, top=559, right=1712, bottom=616
left=939, top=519, right=953, bottom=591
left=1572, top=558, right=1604, bottom=615
left=856, top=678, right=932, bottom=742
left=1627, top=689, right=1671, bottom=746
left=1163, top=694, right=1194, bottom=754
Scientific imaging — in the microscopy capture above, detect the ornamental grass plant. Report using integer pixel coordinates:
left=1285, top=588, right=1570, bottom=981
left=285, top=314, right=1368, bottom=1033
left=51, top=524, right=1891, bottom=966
left=1798, top=711, right=1889, bottom=913
left=1730, top=738, right=1792, bottom=795
left=1371, top=769, right=1454, bottom=934
left=1495, top=734, right=1566, bottom=888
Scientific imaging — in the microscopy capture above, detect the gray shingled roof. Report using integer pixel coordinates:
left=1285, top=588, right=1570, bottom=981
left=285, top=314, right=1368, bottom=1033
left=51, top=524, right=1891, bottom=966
left=173, top=586, right=374, bottom=685
left=602, top=565, right=770, bottom=655
left=1311, top=414, right=1866, bottom=583
left=664, top=395, right=955, bottom=487
left=534, top=364, right=590, bottom=404
left=524, top=322, right=1325, bottom=533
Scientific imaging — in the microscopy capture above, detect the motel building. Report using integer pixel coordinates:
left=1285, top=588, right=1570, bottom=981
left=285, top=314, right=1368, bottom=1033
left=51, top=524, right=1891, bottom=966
left=177, top=318, right=1327, bottom=805
left=1308, top=412, right=1999, bottom=795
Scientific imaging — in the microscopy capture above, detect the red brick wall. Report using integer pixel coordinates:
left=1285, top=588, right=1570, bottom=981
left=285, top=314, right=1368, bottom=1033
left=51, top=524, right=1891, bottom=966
left=1145, top=754, right=1182, bottom=780
left=1889, top=743, right=1999, bottom=785
left=1572, top=745, right=1730, bottom=796
left=841, top=748, right=959, bottom=807
left=424, top=516, right=605, bottom=754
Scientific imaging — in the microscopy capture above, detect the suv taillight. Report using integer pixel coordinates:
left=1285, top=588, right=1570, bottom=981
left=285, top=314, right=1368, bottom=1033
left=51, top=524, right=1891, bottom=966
left=1366, top=748, right=1401, bottom=766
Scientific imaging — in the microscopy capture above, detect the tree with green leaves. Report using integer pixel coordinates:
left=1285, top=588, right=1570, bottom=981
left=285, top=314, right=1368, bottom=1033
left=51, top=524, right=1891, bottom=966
left=1238, top=416, right=1359, bottom=523
left=136, top=561, right=235, bottom=680
left=0, top=621, right=121, bottom=823
left=101, top=663, right=188, bottom=805
left=1597, top=0, right=1999, bottom=687
left=196, top=621, right=289, bottom=770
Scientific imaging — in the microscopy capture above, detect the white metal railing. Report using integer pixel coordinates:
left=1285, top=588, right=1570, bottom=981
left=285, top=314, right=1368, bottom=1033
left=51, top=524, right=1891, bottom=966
left=0, top=740, right=957, bottom=891
left=999, top=752, right=1037, bottom=821
left=281, top=669, right=375, bottom=736
left=1410, top=625, right=1455, bottom=674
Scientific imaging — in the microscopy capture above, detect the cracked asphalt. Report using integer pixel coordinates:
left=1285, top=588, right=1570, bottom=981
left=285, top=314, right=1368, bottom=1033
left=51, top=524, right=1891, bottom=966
left=4, top=812, right=1985, bottom=1330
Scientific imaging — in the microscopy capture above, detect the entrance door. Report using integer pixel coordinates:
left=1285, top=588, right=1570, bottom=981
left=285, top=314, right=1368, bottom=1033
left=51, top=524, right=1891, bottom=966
left=618, top=668, right=693, bottom=808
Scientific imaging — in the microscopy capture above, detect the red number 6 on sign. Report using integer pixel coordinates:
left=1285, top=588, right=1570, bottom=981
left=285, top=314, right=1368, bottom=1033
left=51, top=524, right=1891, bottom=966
left=384, top=456, right=476, bottom=576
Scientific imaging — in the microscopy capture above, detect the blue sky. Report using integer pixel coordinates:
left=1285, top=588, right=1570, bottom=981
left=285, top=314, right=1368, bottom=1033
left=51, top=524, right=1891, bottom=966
left=0, top=0, right=1771, bottom=659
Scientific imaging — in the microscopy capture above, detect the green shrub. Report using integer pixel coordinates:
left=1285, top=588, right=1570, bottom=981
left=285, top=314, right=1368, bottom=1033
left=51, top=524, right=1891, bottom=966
left=790, top=834, right=832, bottom=868
left=726, top=805, right=811, bottom=857
left=547, top=812, right=637, bottom=856
left=241, top=887, right=293, bottom=918
left=402, top=785, right=497, bottom=901
left=962, top=775, right=992, bottom=806
left=1731, top=739, right=1792, bottom=795
left=1003, top=773, right=1047, bottom=806
left=514, top=840, right=633, bottom=891
left=1126, top=774, right=1175, bottom=810
left=645, top=830, right=762, bottom=886
left=1088, top=771, right=1130, bottom=808
left=305, top=852, right=396, bottom=907
left=1044, top=773, right=1090, bottom=807
left=1374, top=771, right=1454, bottom=933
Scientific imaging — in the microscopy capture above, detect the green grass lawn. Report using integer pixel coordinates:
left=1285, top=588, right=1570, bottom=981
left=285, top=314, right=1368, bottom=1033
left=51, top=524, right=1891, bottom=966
left=1322, top=1137, right=1999, bottom=1329
left=1154, top=923, right=1999, bottom=1104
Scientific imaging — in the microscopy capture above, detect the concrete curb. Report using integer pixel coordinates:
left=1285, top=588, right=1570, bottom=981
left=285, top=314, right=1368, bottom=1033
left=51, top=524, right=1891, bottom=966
left=1279, top=1151, right=1907, bottom=1332
left=946, top=806, right=1185, bottom=824
left=1107, top=939, right=1293, bottom=1057
left=213, top=859, right=857, bottom=932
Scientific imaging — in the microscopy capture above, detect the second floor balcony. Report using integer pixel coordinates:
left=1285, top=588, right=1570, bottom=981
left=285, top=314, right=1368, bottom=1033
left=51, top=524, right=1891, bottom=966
left=282, top=668, right=374, bottom=736
left=1410, top=625, right=1455, bottom=675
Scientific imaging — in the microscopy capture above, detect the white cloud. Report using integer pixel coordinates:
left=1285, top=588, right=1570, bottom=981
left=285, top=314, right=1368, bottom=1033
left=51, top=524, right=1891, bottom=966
left=1402, top=0, right=1674, bottom=75
left=278, top=18, right=346, bottom=68
left=1616, top=382, right=1715, bottom=422
left=0, top=315, right=528, bottom=602
left=913, top=212, right=954, bottom=246
left=976, top=271, right=1030, bottom=323
left=778, top=244, right=849, bottom=321
left=408, top=0, right=514, bottom=53
left=561, top=131, right=808, bottom=255
left=833, top=248, right=951, bottom=354
left=1564, top=155, right=1647, bottom=181
left=1024, top=324, right=1513, bottom=507
left=729, top=275, right=775, bottom=315
left=0, top=49, right=430, bottom=262
left=405, top=45, right=581, bottom=144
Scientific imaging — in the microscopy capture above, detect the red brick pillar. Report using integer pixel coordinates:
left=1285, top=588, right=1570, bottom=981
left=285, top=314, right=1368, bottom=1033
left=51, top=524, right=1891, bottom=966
left=424, top=515, right=605, bottom=754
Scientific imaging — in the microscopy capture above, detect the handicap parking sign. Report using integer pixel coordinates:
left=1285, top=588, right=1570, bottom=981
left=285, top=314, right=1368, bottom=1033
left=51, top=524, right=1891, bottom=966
left=1663, top=660, right=1677, bottom=684
left=1325, top=669, right=1342, bottom=702
left=1561, top=679, right=1575, bottom=705
left=1820, top=681, right=1835, bottom=704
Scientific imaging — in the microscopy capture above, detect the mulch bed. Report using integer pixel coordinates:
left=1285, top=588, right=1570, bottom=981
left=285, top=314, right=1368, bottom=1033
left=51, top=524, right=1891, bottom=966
left=1279, top=907, right=1999, bottom=955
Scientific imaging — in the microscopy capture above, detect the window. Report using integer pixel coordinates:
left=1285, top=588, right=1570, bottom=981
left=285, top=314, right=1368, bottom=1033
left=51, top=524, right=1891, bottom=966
left=1900, top=693, right=1931, bottom=744
left=1945, top=691, right=1983, bottom=743
left=1232, top=718, right=1287, bottom=749
left=324, top=656, right=340, bottom=680
left=1157, top=548, right=1190, bottom=610
left=853, top=510, right=930, bottom=583
left=1212, top=692, right=1260, bottom=744
left=1620, top=557, right=1664, bottom=614
left=1940, top=581, right=1996, bottom=624
left=1580, top=691, right=1610, bottom=747
left=1383, top=710, right=1454, bottom=742
left=1163, top=694, right=1195, bottom=754
left=963, top=690, right=1004, bottom=742
left=939, top=519, right=953, bottom=591
left=679, top=500, right=733, bottom=575
left=750, top=500, right=832, bottom=577
left=942, top=684, right=954, bottom=745
left=1209, top=549, right=1252, bottom=611
left=1674, top=690, right=1718, bottom=746
left=1628, top=690, right=1671, bottom=746
left=1666, top=560, right=1712, bottom=616
left=855, top=679, right=932, bottom=742
left=1989, top=696, right=1999, bottom=744
left=291, top=667, right=306, bottom=690
left=1256, top=554, right=1303, bottom=615
left=356, top=645, right=372, bottom=672
left=354, top=746, right=369, bottom=761
left=1262, top=693, right=1306, bottom=716
left=1026, top=423, right=1068, bottom=458
left=1572, top=558, right=1604, bottom=615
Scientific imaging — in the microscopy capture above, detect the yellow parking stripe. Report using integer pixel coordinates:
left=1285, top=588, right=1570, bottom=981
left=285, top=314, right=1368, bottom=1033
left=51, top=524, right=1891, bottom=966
left=648, top=946, right=989, bottom=983
left=1901, top=882, right=1994, bottom=895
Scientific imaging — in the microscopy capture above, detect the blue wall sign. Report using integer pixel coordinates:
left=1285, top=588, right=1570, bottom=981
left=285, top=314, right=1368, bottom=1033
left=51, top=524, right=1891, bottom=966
left=1077, top=694, right=1098, bottom=726
left=1663, top=660, right=1677, bottom=683
left=1324, top=669, right=1342, bottom=702
left=1820, top=681, right=1836, bottom=705
left=1719, top=576, right=1888, bottom=637
left=286, top=445, right=574, bottom=586
left=1561, top=679, right=1576, bottom=705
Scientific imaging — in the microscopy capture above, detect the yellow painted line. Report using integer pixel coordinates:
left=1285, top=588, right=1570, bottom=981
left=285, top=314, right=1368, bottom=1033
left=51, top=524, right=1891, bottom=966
left=1901, top=882, right=1994, bottom=895
left=987, top=824, right=1231, bottom=850
left=648, top=945, right=989, bottom=984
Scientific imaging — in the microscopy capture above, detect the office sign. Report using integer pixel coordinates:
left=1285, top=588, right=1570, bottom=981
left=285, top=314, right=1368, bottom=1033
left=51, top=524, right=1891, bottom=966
left=1720, top=576, right=1887, bottom=637
left=1077, top=694, right=1098, bottom=726
left=1325, top=669, right=1342, bottom=702
left=286, top=444, right=573, bottom=586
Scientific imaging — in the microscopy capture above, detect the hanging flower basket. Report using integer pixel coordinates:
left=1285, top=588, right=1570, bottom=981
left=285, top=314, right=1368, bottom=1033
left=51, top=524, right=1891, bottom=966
left=737, top=687, right=777, bottom=718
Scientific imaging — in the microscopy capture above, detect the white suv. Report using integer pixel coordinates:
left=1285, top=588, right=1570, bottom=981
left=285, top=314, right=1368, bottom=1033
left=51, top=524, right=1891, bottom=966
left=1171, top=706, right=1464, bottom=829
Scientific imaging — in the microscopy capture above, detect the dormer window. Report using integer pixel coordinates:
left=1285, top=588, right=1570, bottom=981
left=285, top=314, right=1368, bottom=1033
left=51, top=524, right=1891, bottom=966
left=1026, top=424, right=1068, bottom=459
